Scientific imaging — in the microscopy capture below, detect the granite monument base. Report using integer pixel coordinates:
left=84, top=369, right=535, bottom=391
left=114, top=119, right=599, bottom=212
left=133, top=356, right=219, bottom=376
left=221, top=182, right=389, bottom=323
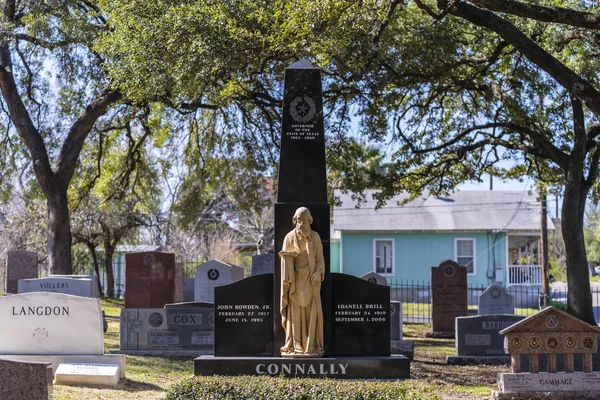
left=391, top=340, right=415, bottom=360
left=194, top=355, right=410, bottom=379
left=446, top=355, right=511, bottom=366
left=424, top=331, right=455, bottom=339
left=493, top=372, right=600, bottom=399
left=492, top=390, right=600, bottom=400
left=111, top=349, right=211, bottom=357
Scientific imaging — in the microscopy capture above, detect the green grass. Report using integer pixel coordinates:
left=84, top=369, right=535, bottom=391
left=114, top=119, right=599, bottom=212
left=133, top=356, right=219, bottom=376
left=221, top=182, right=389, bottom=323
left=50, top=299, right=502, bottom=400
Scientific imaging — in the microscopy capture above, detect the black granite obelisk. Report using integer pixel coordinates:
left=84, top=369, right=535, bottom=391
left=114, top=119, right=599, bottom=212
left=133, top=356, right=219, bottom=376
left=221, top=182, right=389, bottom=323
left=274, top=59, right=331, bottom=356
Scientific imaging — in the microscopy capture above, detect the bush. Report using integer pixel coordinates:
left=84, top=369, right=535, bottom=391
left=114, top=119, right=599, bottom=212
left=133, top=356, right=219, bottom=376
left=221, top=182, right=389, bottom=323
left=167, top=375, right=438, bottom=400
left=550, top=300, right=567, bottom=311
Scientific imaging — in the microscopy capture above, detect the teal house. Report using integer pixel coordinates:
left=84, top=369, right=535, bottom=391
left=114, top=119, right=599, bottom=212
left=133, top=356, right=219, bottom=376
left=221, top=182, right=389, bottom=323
left=330, top=190, right=553, bottom=287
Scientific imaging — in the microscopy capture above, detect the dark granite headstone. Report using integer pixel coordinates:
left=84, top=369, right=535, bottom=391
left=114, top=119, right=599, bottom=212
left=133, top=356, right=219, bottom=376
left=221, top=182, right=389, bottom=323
left=456, top=314, right=525, bottom=356
left=125, top=251, right=176, bottom=308
left=0, top=358, right=53, bottom=400
left=330, top=273, right=390, bottom=356
left=430, top=260, right=468, bottom=334
left=361, top=272, right=387, bottom=286
left=274, top=59, right=331, bottom=356
left=214, top=274, right=274, bottom=356
left=183, top=277, right=195, bottom=302
left=251, top=253, right=275, bottom=275
left=5, top=250, right=37, bottom=294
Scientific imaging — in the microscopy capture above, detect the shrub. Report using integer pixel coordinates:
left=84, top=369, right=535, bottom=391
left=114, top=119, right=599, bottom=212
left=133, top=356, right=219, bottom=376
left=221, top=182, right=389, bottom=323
left=167, top=375, right=438, bottom=400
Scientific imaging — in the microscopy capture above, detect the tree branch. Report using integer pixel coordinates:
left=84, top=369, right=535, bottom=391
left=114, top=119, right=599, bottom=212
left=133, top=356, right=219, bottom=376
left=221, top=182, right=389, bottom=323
left=56, top=87, right=122, bottom=187
left=441, top=1, right=600, bottom=119
left=466, top=0, right=600, bottom=30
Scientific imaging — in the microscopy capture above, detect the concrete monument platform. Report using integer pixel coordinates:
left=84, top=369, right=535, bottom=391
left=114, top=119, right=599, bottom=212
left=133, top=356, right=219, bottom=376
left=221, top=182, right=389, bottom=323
left=447, top=355, right=511, bottom=365
left=194, top=355, right=410, bottom=379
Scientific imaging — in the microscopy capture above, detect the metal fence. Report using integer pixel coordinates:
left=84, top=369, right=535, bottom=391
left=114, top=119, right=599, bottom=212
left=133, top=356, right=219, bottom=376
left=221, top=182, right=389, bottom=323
left=389, top=279, right=600, bottom=324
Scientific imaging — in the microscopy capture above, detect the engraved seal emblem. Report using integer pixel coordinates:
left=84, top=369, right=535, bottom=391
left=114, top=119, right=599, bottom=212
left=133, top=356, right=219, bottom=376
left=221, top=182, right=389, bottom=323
left=565, top=336, right=576, bottom=348
left=208, top=312, right=215, bottom=327
left=207, top=268, right=220, bottom=281
left=148, top=312, right=163, bottom=328
left=544, top=314, right=559, bottom=329
left=489, top=286, right=502, bottom=299
left=367, top=277, right=377, bottom=284
left=289, top=96, right=316, bottom=123
left=143, top=253, right=156, bottom=267
left=511, top=337, right=522, bottom=349
left=33, top=327, right=48, bottom=342
left=583, top=336, right=595, bottom=349
left=442, top=263, right=456, bottom=277
left=547, top=337, right=558, bottom=349
left=130, top=318, right=143, bottom=333
left=528, top=337, right=541, bottom=349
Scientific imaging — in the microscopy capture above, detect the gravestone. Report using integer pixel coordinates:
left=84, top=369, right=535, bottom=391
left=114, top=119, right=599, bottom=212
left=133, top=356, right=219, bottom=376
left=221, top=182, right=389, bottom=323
left=251, top=253, right=275, bottom=275
left=5, top=250, right=37, bottom=294
left=493, top=306, right=600, bottom=399
left=194, top=60, right=410, bottom=379
left=453, top=314, right=525, bottom=357
left=174, top=260, right=184, bottom=303
left=183, top=277, right=195, bottom=302
left=360, top=272, right=387, bottom=286
left=194, top=260, right=244, bottom=303
left=330, top=273, right=390, bottom=356
left=390, top=301, right=402, bottom=341
left=0, top=358, right=53, bottom=400
left=18, top=276, right=96, bottom=298
left=0, top=292, right=103, bottom=355
left=427, top=260, right=468, bottom=338
left=119, top=303, right=214, bottom=351
left=47, top=275, right=100, bottom=298
left=214, top=274, right=273, bottom=356
left=125, top=251, right=176, bottom=308
left=478, top=284, right=515, bottom=315
left=54, top=363, right=120, bottom=386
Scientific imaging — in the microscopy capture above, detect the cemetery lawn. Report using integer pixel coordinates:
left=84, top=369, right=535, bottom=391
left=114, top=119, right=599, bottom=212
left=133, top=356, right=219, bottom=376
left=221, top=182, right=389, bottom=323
left=52, top=299, right=505, bottom=400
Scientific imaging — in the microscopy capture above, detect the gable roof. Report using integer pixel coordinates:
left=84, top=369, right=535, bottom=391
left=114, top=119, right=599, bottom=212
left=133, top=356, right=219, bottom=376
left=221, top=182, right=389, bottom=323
left=499, top=306, right=600, bottom=334
left=332, top=189, right=554, bottom=232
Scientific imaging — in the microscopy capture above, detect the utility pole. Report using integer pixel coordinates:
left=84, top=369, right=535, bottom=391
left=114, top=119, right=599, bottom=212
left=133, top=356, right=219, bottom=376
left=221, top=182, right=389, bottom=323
left=540, top=190, right=550, bottom=307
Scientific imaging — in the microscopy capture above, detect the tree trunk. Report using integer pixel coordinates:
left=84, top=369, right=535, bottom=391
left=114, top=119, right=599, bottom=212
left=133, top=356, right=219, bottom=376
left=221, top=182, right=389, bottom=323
left=562, top=175, right=595, bottom=324
left=104, top=242, right=116, bottom=298
left=47, top=190, right=73, bottom=275
left=88, top=244, right=104, bottom=296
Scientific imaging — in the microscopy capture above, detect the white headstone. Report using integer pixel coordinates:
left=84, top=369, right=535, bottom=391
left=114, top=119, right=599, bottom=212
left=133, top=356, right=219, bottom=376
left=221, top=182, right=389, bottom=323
left=478, top=284, right=515, bottom=315
left=48, top=275, right=100, bottom=298
left=194, top=260, right=243, bottom=303
left=18, top=277, right=96, bottom=298
left=54, top=363, right=120, bottom=386
left=0, top=292, right=104, bottom=355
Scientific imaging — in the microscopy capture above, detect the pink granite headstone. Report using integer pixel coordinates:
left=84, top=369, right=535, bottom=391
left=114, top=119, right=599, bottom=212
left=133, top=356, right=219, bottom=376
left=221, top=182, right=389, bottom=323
left=0, top=358, right=52, bottom=400
left=431, top=259, right=468, bottom=333
left=5, top=250, right=38, bottom=294
left=125, top=251, right=176, bottom=308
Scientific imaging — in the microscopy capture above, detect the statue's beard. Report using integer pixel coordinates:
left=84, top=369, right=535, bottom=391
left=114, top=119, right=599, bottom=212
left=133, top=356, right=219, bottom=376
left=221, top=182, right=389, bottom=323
left=296, top=225, right=311, bottom=241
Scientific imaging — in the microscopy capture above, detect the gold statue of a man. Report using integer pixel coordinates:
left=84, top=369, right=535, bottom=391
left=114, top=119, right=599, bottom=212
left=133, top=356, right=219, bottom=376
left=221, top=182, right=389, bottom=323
left=279, top=207, right=325, bottom=357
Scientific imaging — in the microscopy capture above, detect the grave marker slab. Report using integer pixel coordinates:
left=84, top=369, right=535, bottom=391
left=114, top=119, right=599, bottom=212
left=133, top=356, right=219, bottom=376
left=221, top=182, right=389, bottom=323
left=251, top=253, right=274, bottom=275
left=0, top=358, right=53, bottom=400
left=214, top=274, right=273, bottom=356
left=48, top=275, right=100, bottom=298
left=183, top=277, right=195, bottom=302
left=119, top=305, right=214, bottom=351
left=125, top=251, right=176, bottom=308
left=194, top=260, right=244, bottom=303
left=360, top=272, right=387, bottom=286
left=478, top=284, right=515, bottom=315
left=19, top=277, right=96, bottom=298
left=455, top=315, right=525, bottom=356
left=54, top=362, right=120, bottom=386
left=330, top=273, right=390, bottom=356
left=0, top=292, right=103, bottom=355
left=5, top=250, right=37, bottom=294
left=428, top=260, right=467, bottom=337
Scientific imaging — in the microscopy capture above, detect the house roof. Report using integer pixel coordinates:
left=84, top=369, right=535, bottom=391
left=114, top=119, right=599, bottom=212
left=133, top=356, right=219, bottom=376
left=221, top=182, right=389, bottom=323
left=499, top=306, right=600, bottom=334
left=332, top=189, right=555, bottom=232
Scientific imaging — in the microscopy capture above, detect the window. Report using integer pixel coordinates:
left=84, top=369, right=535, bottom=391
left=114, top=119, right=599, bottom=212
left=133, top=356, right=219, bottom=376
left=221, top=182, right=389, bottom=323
left=455, top=238, right=476, bottom=275
left=373, top=239, right=394, bottom=275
